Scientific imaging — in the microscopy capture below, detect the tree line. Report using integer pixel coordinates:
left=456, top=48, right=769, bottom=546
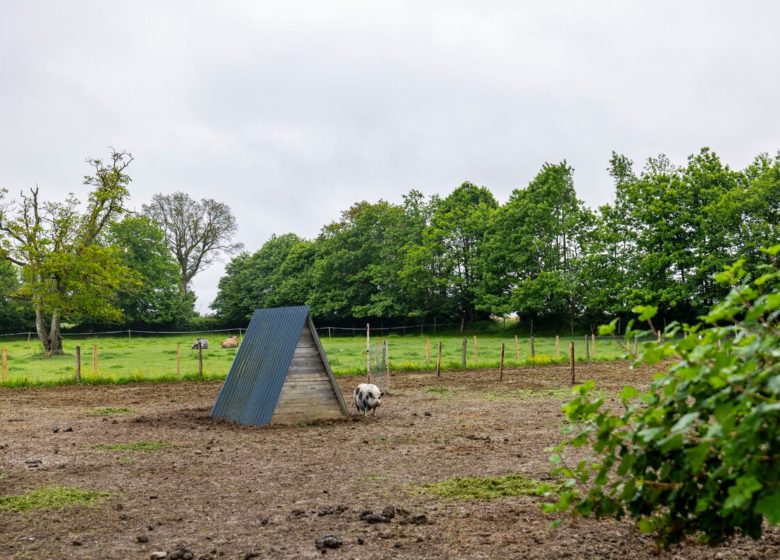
left=212, top=148, right=780, bottom=332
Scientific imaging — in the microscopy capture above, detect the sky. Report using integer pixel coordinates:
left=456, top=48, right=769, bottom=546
left=1, top=1, right=778, bottom=312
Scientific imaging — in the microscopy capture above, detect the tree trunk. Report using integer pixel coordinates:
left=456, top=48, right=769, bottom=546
left=34, top=308, right=64, bottom=355
left=48, top=312, right=63, bottom=355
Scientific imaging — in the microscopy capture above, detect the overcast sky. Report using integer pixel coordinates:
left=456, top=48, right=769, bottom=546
left=1, top=1, right=778, bottom=312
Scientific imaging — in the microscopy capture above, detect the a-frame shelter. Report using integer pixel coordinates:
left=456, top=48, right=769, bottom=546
left=210, top=306, right=348, bottom=426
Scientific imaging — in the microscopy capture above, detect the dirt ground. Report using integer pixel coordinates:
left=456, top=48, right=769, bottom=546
left=1, top=363, right=779, bottom=560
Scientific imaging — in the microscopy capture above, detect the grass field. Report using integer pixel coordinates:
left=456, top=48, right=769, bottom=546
left=0, top=331, right=637, bottom=387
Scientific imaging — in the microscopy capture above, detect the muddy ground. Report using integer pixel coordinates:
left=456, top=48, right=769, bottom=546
left=1, top=363, right=778, bottom=559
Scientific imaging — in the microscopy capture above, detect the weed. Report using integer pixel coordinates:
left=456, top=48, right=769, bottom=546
left=0, top=486, right=109, bottom=512
left=423, top=473, right=561, bottom=501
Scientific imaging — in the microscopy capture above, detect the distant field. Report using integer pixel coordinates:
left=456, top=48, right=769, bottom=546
left=0, top=331, right=637, bottom=387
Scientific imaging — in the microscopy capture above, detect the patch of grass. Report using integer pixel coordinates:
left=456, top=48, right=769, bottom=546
left=89, top=407, right=132, bottom=416
left=359, top=473, right=388, bottom=482
left=425, top=386, right=452, bottom=394
left=423, top=473, right=561, bottom=501
left=94, top=440, right=171, bottom=452
left=0, top=486, right=109, bottom=512
left=480, top=388, right=574, bottom=401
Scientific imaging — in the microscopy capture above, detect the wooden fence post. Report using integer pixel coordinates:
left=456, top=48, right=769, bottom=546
left=198, top=342, right=203, bottom=377
left=584, top=335, right=590, bottom=361
left=513, top=335, right=519, bottom=361
left=27, top=331, right=31, bottom=343
left=425, top=336, right=430, bottom=368
left=530, top=336, right=535, bottom=359
left=473, top=335, right=478, bottom=367
left=436, top=341, right=443, bottom=377
left=556, top=335, right=560, bottom=359
left=75, top=345, right=81, bottom=383
left=92, top=344, right=98, bottom=374
left=176, top=342, right=181, bottom=377
left=2, top=348, right=6, bottom=383
left=591, top=333, right=596, bottom=354
left=128, top=329, right=131, bottom=341
left=366, top=323, right=370, bottom=377
left=383, top=339, right=389, bottom=374
left=461, top=337, right=467, bottom=368
left=499, top=343, right=505, bottom=381
left=569, top=341, right=575, bottom=385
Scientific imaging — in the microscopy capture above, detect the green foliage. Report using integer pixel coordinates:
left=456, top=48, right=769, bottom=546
left=424, top=473, right=561, bottom=501
left=94, top=441, right=171, bottom=452
left=107, top=216, right=193, bottom=327
left=547, top=252, right=780, bottom=545
left=0, top=486, right=109, bottom=512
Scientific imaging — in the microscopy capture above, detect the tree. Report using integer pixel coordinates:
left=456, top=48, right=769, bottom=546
left=142, top=192, right=242, bottom=297
left=0, top=262, right=31, bottom=329
left=409, top=183, right=497, bottom=324
left=481, top=163, right=587, bottom=331
left=107, top=216, right=193, bottom=327
left=548, top=249, right=780, bottom=545
left=0, top=150, right=137, bottom=354
left=212, top=233, right=308, bottom=324
left=308, top=200, right=418, bottom=320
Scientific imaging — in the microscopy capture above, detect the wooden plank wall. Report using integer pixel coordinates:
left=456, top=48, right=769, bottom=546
left=271, top=324, right=345, bottom=424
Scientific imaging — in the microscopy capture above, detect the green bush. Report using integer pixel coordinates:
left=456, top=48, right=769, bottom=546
left=547, top=247, right=780, bottom=546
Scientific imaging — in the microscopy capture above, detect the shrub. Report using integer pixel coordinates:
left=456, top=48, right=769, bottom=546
left=547, top=247, right=780, bottom=546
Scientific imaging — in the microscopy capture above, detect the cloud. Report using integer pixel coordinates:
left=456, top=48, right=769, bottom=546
left=1, top=1, right=778, bottom=311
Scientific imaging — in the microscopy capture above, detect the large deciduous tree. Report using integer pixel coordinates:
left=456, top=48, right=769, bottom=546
left=107, top=216, right=194, bottom=327
left=0, top=150, right=138, bottom=354
left=142, top=192, right=242, bottom=297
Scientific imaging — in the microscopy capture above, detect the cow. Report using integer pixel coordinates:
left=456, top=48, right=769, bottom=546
left=221, top=336, right=238, bottom=349
left=191, top=337, right=208, bottom=350
left=353, top=383, right=384, bottom=416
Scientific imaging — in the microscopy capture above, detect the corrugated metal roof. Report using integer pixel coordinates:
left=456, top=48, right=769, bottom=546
left=210, top=305, right=311, bottom=426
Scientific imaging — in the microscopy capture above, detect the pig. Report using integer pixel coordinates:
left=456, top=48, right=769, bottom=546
left=221, top=336, right=238, bottom=348
left=354, top=383, right=384, bottom=416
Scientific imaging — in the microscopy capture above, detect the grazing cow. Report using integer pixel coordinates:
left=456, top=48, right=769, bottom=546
left=221, top=336, right=238, bottom=349
left=191, top=337, right=208, bottom=350
left=354, top=383, right=384, bottom=416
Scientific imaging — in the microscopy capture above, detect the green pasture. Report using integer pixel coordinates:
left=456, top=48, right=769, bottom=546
left=0, top=331, right=636, bottom=388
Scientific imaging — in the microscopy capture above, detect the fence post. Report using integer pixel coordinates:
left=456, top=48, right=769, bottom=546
left=499, top=343, right=505, bottom=381
left=383, top=339, right=389, bottom=374
left=591, top=333, right=596, bottom=354
left=366, top=323, right=370, bottom=377
left=555, top=335, right=560, bottom=359
left=425, top=336, right=430, bottom=368
left=436, top=341, right=442, bottom=377
left=1, top=348, right=6, bottom=383
left=75, top=345, right=81, bottom=383
left=176, top=343, right=181, bottom=377
left=584, top=335, right=590, bottom=361
left=530, top=336, right=535, bottom=359
left=473, top=335, right=478, bottom=367
left=328, top=327, right=332, bottom=341
left=461, top=337, right=467, bottom=368
left=513, top=335, right=519, bottom=361
left=128, top=329, right=131, bottom=341
left=569, top=341, right=575, bottom=385
left=92, top=344, right=98, bottom=374
left=27, top=331, right=31, bottom=343
left=198, top=342, right=203, bottom=377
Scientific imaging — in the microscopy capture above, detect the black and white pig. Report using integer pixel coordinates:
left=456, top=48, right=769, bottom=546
left=354, top=383, right=384, bottom=416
